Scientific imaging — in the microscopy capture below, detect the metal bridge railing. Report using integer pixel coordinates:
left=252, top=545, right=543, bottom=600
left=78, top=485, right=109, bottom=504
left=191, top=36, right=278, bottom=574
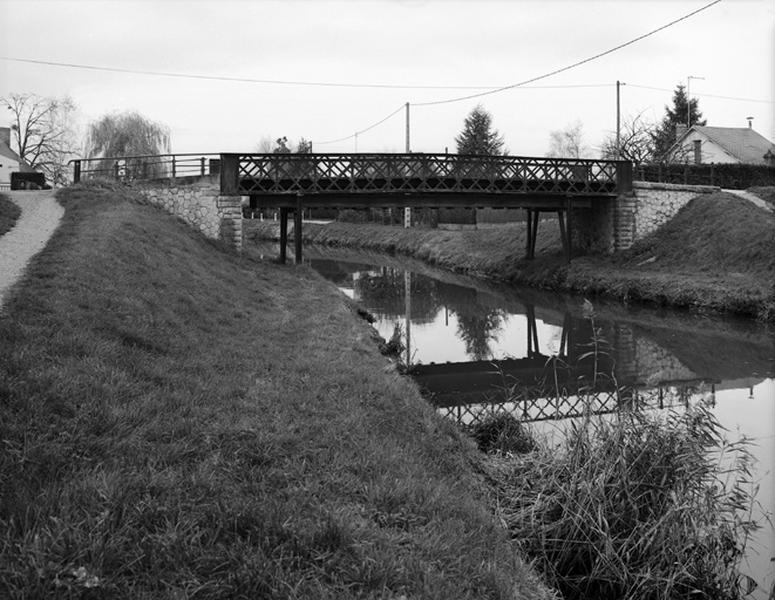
left=69, top=153, right=221, bottom=183
left=221, top=153, right=633, bottom=196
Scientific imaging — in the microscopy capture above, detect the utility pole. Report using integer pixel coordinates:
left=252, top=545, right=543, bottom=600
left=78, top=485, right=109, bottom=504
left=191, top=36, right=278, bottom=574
left=354, top=132, right=358, bottom=152
left=687, top=75, right=704, bottom=127
left=616, top=80, right=622, bottom=159
left=404, top=102, right=411, bottom=228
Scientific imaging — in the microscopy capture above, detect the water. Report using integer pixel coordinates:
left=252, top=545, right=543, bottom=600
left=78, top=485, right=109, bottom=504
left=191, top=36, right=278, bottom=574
left=253, top=242, right=775, bottom=598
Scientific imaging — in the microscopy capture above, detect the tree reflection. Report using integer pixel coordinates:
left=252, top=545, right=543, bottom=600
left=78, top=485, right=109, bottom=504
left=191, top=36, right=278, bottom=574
left=456, top=309, right=505, bottom=361
left=354, top=268, right=440, bottom=322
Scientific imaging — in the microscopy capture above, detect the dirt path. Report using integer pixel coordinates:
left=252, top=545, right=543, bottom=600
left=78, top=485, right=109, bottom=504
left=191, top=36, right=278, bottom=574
left=0, top=190, right=64, bottom=311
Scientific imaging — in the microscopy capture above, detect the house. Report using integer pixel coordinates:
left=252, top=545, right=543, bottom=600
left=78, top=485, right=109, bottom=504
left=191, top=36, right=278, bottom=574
left=667, top=121, right=775, bottom=166
left=0, top=126, right=38, bottom=189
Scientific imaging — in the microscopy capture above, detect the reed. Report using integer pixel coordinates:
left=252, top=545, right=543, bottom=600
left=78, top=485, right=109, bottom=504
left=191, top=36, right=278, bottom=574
left=487, top=391, right=759, bottom=599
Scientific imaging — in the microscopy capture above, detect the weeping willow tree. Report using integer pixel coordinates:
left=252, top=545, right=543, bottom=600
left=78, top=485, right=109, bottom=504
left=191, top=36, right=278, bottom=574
left=84, top=111, right=171, bottom=180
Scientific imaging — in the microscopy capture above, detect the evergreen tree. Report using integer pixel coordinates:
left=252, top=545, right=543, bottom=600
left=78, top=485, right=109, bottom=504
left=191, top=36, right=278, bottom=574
left=455, top=105, right=506, bottom=155
left=652, top=84, right=706, bottom=161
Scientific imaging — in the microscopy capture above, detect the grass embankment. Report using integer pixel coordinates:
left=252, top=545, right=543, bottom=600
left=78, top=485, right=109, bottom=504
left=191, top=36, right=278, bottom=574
left=0, top=181, right=552, bottom=599
left=0, top=193, right=22, bottom=237
left=246, top=189, right=775, bottom=320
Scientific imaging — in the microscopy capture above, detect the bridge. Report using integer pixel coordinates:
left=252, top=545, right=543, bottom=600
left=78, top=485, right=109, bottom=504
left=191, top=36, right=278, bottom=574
left=220, top=153, right=632, bottom=263
left=72, top=152, right=633, bottom=263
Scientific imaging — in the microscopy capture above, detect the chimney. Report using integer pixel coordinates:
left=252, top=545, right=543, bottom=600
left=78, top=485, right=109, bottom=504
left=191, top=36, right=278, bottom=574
left=746, top=117, right=753, bottom=129
left=675, top=124, right=688, bottom=140
left=0, top=127, right=10, bottom=147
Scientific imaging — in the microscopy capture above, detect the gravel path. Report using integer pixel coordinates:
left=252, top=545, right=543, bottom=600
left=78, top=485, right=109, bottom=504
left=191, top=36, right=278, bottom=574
left=723, top=188, right=774, bottom=213
left=0, top=190, right=64, bottom=311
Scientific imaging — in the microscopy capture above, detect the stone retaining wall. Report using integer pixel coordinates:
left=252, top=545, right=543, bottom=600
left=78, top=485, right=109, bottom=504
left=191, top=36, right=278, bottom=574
left=138, top=176, right=243, bottom=249
left=629, top=181, right=719, bottom=244
left=577, top=181, right=720, bottom=253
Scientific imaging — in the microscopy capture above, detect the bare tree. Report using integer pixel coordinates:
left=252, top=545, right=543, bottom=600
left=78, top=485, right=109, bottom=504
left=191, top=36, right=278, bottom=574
left=546, top=120, right=592, bottom=158
left=255, top=136, right=275, bottom=153
left=2, top=92, right=80, bottom=185
left=599, top=112, right=657, bottom=163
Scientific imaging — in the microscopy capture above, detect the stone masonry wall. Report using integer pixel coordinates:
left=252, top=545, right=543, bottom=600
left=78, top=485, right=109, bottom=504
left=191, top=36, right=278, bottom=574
left=138, top=176, right=243, bottom=249
left=628, top=181, right=719, bottom=244
left=579, top=181, right=721, bottom=253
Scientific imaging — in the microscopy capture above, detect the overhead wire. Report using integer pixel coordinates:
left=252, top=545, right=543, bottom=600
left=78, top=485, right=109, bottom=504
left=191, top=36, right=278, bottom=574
left=624, top=83, right=774, bottom=104
left=411, top=0, right=723, bottom=107
left=314, top=103, right=406, bottom=146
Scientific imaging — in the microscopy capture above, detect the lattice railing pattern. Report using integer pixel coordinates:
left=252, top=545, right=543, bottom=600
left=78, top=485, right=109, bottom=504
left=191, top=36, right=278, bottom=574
left=437, top=385, right=687, bottom=427
left=233, top=153, right=624, bottom=196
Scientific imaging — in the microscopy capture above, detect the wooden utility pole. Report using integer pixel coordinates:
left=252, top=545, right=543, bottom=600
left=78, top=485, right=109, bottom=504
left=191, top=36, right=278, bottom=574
left=616, top=80, right=621, bottom=159
left=404, top=102, right=411, bottom=228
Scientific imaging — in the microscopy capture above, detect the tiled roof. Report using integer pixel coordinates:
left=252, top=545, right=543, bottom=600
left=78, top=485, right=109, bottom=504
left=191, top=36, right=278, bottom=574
left=691, top=126, right=775, bottom=164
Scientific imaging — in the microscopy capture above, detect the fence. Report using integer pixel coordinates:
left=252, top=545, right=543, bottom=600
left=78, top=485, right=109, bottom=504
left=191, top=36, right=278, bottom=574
left=634, top=162, right=775, bottom=189
left=70, top=153, right=221, bottom=183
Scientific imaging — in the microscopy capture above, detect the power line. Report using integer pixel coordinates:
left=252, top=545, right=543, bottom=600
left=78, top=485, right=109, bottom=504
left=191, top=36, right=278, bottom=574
left=0, top=55, right=507, bottom=90
left=412, top=0, right=723, bottom=107
left=625, top=83, right=774, bottom=104
left=1, top=54, right=618, bottom=94
left=315, top=104, right=406, bottom=146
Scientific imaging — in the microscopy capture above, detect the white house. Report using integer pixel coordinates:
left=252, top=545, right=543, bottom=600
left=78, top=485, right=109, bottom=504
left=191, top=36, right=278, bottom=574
left=0, top=126, right=40, bottom=189
left=667, top=122, right=775, bottom=165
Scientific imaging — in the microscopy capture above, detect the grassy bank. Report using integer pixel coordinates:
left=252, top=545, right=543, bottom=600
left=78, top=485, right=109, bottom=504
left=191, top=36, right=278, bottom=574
left=0, top=182, right=552, bottom=599
left=0, top=193, right=22, bottom=237
left=245, top=190, right=775, bottom=320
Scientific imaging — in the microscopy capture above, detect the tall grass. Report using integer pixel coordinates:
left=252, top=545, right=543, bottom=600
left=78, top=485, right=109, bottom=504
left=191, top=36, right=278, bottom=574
left=490, top=405, right=758, bottom=600
left=479, top=301, right=760, bottom=599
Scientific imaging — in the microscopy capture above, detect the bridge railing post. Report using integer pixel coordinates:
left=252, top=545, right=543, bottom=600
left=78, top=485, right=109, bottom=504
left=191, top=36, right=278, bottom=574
left=616, top=160, right=633, bottom=193
left=220, top=154, right=240, bottom=196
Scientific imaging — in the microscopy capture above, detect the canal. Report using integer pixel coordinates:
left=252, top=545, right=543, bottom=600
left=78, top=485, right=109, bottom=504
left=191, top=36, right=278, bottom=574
left=253, top=241, right=774, bottom=598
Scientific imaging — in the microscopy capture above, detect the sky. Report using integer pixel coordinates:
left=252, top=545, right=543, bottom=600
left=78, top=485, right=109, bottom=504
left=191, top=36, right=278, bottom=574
left=1, top=0, right=773, bottom=158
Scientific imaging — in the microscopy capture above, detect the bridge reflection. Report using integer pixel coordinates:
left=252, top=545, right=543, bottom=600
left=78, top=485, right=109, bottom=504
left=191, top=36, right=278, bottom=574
left=298, top=247, right=773, bottom=425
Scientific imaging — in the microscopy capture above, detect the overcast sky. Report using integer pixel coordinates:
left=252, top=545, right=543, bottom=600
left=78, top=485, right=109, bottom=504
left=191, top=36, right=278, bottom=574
left=1, top=0, right=773, bottom=157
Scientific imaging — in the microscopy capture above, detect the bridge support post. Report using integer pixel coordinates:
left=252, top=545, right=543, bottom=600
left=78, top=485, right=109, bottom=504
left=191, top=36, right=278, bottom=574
left=294, top=195, right=303, bottom=264
left=279, top=208, right=289, bottom=264
left=525, top=209, right=540, bottom=259
left=564, top=198, right=573, bottom=263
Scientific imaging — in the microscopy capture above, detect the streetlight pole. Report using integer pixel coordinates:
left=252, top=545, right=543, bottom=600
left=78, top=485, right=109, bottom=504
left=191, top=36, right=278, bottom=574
left=687, top=75, right=704, bottom=127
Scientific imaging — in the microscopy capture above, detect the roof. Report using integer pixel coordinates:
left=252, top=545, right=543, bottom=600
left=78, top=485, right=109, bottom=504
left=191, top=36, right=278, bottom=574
left=0, top=140, right=38, bottom=171
left=0, top=139, right=23, bottom=163
left=674, top=126, right=775, bottom=164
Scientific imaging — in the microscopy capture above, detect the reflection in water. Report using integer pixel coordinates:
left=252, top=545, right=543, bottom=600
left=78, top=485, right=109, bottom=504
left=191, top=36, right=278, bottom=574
left=290, top=244, right=775, bottom=599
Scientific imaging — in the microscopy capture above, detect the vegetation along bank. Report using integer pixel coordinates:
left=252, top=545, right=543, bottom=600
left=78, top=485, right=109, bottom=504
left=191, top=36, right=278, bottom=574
left=0, top=181, right=553, bottom=599
left=246, top=188, right=775, bottom=321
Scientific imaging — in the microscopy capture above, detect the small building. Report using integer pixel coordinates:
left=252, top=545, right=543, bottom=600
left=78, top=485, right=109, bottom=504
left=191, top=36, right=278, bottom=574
left=667, top=122, right=775, bottom=166
left=0, top=126, right=40, bottom=190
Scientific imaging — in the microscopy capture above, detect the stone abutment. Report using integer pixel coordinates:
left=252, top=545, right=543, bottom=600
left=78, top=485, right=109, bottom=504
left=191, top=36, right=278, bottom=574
left=138, top=176, right=244, bottom=250
left=575, top=181, right=721, bottom=253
